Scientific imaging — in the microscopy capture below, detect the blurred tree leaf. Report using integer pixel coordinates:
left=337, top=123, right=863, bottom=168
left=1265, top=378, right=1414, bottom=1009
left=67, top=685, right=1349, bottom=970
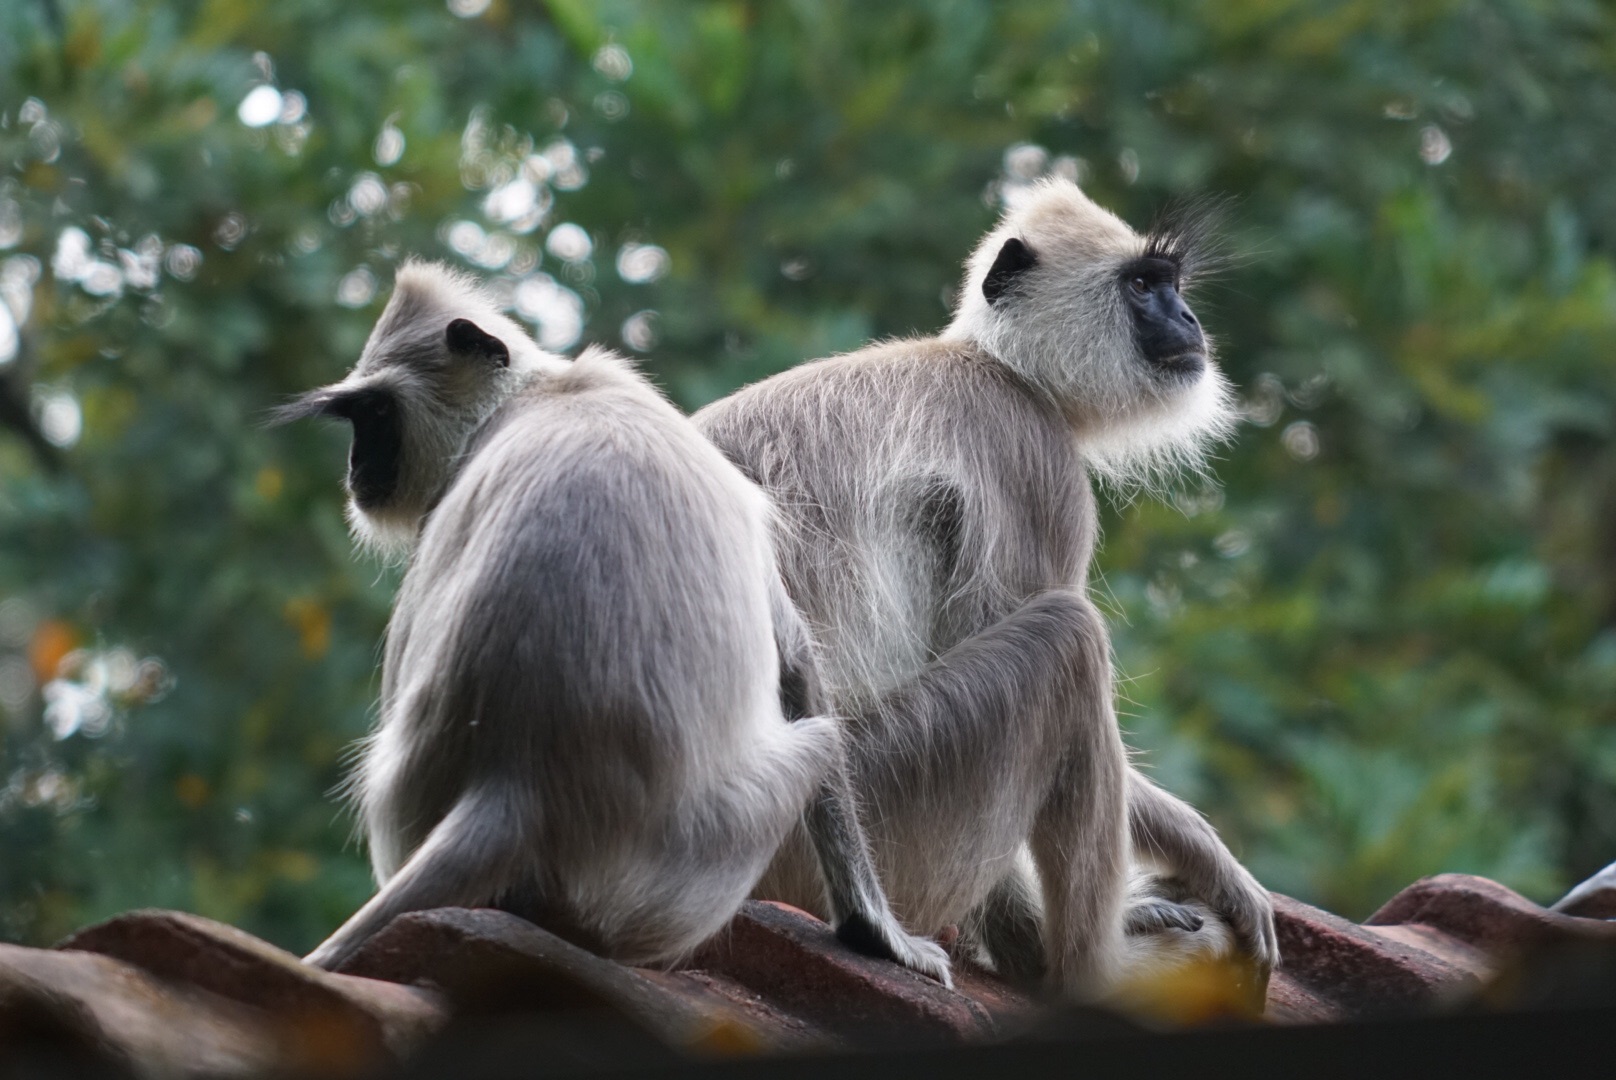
left=2, top=0, right=1614, bottom=949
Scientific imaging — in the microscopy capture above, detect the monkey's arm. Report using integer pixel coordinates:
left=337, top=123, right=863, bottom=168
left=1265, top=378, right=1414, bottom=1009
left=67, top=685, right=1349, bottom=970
left=806, top=757, right=953, bottom=987
left=959, top=858, right=1047, bottom=984
left=1128, top=773, right=1278, bottom=975
left=771, top=578, right=954, bottom=987
left=958, top=774, right=1276, bottom=984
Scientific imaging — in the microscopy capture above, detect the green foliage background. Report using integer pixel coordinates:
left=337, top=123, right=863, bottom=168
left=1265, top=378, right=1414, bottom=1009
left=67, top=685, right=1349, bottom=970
left=2, top=0, right=1614, bottom=952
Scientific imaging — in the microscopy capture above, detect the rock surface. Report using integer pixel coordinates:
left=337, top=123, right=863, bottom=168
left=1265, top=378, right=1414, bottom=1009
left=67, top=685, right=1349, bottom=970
left=60, top=908, right=445, bottom=1068
left=0, top=873, right=1612, bottom=1075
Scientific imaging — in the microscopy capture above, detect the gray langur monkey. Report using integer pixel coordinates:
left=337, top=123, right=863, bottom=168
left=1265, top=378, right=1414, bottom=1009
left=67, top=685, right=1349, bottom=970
left=695, top=179, right=1278, bottom=1000
left=278, top=263, right=950, bottom=982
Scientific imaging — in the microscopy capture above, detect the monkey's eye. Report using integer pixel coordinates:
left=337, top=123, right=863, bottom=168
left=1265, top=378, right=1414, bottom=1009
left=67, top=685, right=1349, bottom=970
left=1129, top=277, right=1150, bottom=296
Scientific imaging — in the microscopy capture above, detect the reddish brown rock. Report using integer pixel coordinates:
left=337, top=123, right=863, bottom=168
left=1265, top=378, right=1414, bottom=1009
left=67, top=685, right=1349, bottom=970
left=57, top=909, right=445, bottom=1068
left=15, top=859, right=1616, bottom=1076
left=947, top=960, right=1042, bottom=1033
left=1550, top=861, right=1616, bottom=919
left=1271, top=893, right=1477, bottom=1016
left=1368, top=874, right=1616, bottom=956
left=0, top=943, right=281, bottom=1077
left=637, top=968, right=834, bottom=1054
left=687, top=900, right=996, bottom=1044
left=1262, top=970, right=1344, bottom=1024
left=335, top=906, right=797, bottom=1054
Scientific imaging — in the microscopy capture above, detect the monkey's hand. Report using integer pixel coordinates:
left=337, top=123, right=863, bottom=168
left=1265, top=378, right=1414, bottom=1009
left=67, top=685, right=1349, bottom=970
left=1128, top=776, right=1278, bottom=978
left=1206, top=862, right=1279, bottom=978
left=835, top=910, right=954, bottom=988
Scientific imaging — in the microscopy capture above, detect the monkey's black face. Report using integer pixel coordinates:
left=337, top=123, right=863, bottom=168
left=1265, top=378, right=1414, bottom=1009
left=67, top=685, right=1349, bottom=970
left=1121, top=257, right=1206, bottom=379
left=327, top=387, right=403, bottom=509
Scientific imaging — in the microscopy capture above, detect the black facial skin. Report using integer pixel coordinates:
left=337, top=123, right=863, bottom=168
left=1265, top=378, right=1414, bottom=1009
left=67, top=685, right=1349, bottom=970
left=1121, top=256, right=1205, bottom=377
left=326, top=387, right=402, bottom=509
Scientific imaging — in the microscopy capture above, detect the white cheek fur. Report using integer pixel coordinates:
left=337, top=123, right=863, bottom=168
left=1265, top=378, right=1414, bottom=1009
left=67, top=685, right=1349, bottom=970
left=946, top=177, right=1238, bottom=495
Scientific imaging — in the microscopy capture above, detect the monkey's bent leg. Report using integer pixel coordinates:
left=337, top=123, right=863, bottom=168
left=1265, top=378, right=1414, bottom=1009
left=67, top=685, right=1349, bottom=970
left=847, top=583, right=1262, bottom=985
left=305, top=784, right=521, bottom=971
left=771, top=577, right=953, bottom=986
left=856, top=589, right=1130, bottom=998
left=1024, top=593, right=1130, bottom=999
left=1128, top=774, right=1278, bottom=979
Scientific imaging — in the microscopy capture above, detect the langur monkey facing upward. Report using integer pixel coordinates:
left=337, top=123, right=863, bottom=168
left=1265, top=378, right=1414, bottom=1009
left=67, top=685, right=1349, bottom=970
left=696, top=179, right=1279, bottom=1000
left=280, top=263, right=949, bottom=982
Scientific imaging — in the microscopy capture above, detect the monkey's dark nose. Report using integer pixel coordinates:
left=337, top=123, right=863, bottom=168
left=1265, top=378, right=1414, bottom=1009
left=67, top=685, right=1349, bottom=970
left=1134, top=283, right=1206, bottom=371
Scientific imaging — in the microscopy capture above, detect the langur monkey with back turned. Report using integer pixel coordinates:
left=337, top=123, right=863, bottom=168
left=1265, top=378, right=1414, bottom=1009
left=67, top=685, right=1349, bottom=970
left=697, top=179, right=1279, bottom=1000
left=279, top=263, right=949, bottom=982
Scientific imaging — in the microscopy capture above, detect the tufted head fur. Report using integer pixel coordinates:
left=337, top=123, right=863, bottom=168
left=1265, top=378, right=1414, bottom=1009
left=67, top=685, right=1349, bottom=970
left=275, top=261, right=568, bottom=556
left=943, top=179, right=1237, bottom=490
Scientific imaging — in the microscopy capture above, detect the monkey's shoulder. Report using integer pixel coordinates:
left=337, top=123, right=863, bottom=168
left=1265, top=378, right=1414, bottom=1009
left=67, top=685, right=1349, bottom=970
left=446, top=354, right=767, bottom=540
left=700, top=337, right=1067, bottom=447
left=479, top=348, right=701, bottom=459
left=503, top=345, right=671, bottom=416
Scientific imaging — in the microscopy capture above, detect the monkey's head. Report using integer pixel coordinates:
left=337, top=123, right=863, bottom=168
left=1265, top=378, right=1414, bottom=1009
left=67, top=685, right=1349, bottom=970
left=276, top=260, right=565, bottom=556
left=945, top=178, right=1237, bottom=487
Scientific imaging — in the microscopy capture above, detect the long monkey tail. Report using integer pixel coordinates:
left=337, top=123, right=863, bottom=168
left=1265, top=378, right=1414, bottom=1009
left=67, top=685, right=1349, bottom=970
left=305, top=784, right=522, bottom=971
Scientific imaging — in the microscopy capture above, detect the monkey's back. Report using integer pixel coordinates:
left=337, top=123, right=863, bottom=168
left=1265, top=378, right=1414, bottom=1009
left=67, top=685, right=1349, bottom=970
left=697, top=338, right=1096, bottom=706
left=364, top=350, right=803, bottom=952
left=698, top=340, right=1109, bottom=933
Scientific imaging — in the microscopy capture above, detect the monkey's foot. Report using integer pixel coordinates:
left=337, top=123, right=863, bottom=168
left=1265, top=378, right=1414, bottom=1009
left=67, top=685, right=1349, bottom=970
left=1125, top=897, right=1205, bottom=935
left=835, top=910, right=954, bottom=988
left=1209, top=867, right=1279, bottom=977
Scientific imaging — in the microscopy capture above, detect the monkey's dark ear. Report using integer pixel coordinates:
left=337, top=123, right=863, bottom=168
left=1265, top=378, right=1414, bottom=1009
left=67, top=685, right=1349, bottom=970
left=982, top=237, right=1038, bottom=306
left=445, top=318, right=510, bottom=367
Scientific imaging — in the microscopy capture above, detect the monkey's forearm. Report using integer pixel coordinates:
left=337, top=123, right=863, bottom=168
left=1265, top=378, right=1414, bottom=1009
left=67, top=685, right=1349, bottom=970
left=802, top=753, right=955, bottom=986
left=772, top=574, right=953, bottom=985
left=1127, top=773, right=1278, bottom=971
left=961, top=862, right=1047, bottom=984
left=1127, top=774, right=1238, bottom=892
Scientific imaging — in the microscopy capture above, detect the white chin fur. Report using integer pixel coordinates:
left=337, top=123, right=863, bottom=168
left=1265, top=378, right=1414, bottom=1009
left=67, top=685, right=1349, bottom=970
left=1078, top=364, right=1238, bottom=496
left=346, top=500, right=419, bottom=564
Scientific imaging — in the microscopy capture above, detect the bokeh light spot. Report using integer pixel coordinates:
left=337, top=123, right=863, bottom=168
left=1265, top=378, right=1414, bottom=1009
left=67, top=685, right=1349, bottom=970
left=237, top=85, right=283, bottom=128
left=336, top=266, right=377, bottom=308
left=545, top=223, right=592, bottom=263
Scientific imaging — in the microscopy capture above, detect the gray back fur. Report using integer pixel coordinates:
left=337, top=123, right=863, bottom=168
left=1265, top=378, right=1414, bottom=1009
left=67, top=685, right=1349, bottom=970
left=706, top=339, right=1092, bottom=716
left=703, top=338, right=1098, bottom=932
